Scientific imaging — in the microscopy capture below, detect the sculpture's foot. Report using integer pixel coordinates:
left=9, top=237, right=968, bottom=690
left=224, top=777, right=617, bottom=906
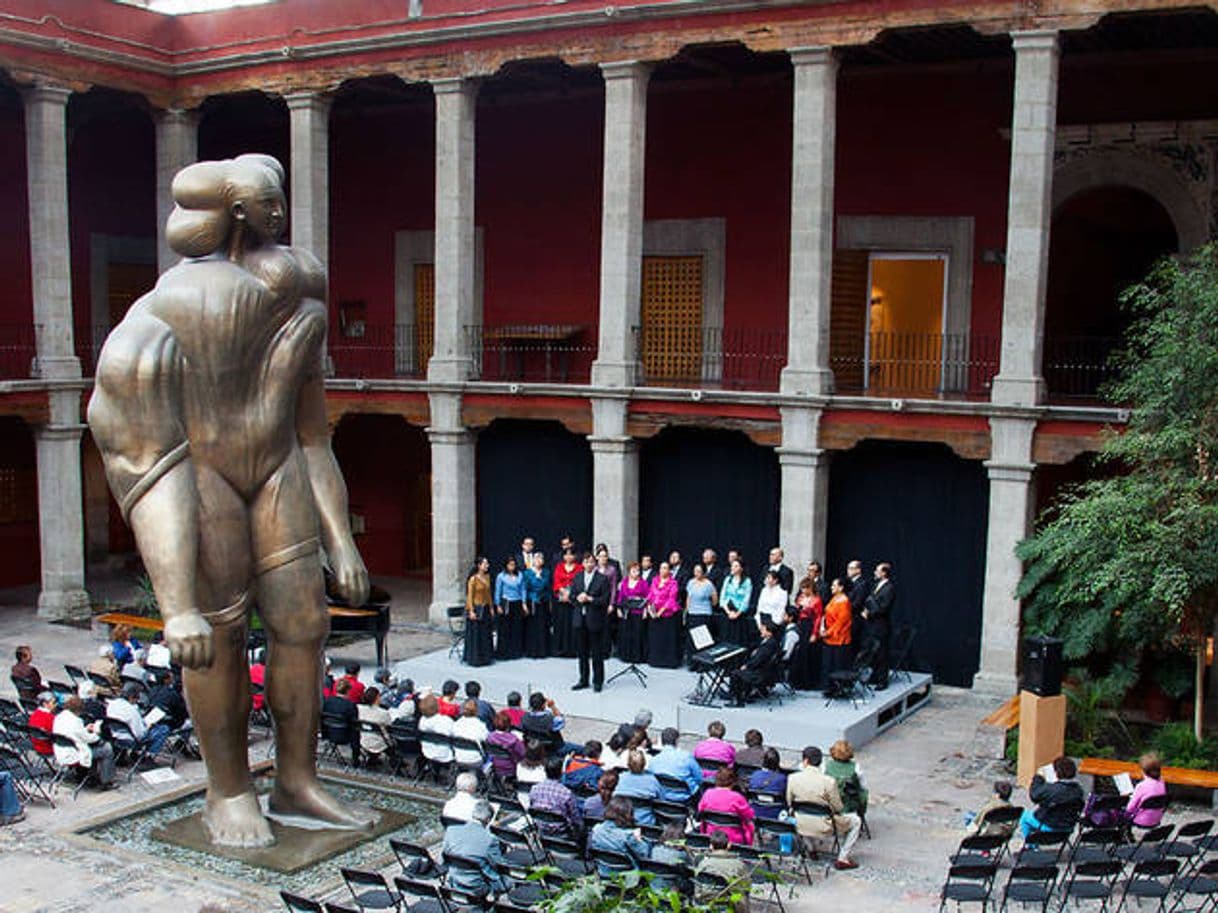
left=203, top=791, right=275, bottom=848
left=268, top=777, right=378, bottom=830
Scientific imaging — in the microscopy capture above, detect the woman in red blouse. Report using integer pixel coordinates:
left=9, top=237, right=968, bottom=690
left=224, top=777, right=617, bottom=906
left=792, top=580, right=824, bottom=690
left=551, top=548, right=579, bottom=658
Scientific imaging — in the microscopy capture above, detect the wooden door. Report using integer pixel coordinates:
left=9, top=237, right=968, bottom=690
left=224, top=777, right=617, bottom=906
left=828, top=249, right=869, bottom=393
left=641, top=255, right=703, bottom=384
left=414, top=263, right=435, bottom=374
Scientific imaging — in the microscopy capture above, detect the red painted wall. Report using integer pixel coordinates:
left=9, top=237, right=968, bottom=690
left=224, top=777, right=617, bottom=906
left=0, top=87, right=32, bottom=345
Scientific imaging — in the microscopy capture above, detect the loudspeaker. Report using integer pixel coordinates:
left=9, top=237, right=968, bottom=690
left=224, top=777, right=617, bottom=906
left=1023, top=635, right=1064, bottom=697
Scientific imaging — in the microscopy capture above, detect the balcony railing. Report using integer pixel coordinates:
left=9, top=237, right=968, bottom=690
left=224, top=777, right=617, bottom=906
left=0, top=324, right=37, bottom=380
left=328, top=324, right=427, bottom=379
left=465, top=324, right=595, bottom=384
left=831, top=333, right=1000, bottom=399
left=1043, top=335, right=1120, bottom=400
left=633, top=325, right=787, bottom=391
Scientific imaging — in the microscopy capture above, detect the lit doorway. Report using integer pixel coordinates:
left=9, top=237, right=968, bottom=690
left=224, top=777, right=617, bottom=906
left=866, top=253, right=948, bottom=395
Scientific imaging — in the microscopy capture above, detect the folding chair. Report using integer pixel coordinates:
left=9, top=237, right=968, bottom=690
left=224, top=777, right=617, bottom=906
left=340, top=867, right=402, bottom=912
left=734, top=842, right=788, bottom=912
left=0, top=742, right=57, bottom=807
left=755, top=815, right=816, bottom=885
left=446, top=606, right=467, bottom=660
left=1130, top=796, right=1171, bottom=833
left=938, top=863, right=998, bottom=913
left=489, top=823, right=540, bottom=867
left=442, top=883, right=491, bottom=913
left=51, top=731, right=100, bottom=798
left=1163, top=820, right=1214, bottom=874
left=528, top=805, right=576, bottom=840
left=388, top=720, right=422, bottom=780
left=451, top=736, right=488, bottom=785
left=694, top=871, right=745, bottom=909
left=87, top=672, right=116, bottom=694
left=697, top=757, right=728, bottom=779
left=0, top=697, right=21, bottom=721
left=951, top=834, right=1010, bottom=868
left=588, top=846, right=636, bottom=876
left=105, top=718, right=153, bottom=782
left=1115, top=858, right=1179, bottom=913
left=417, top=732, right=455, bottom=787
left=653, top=797, right=693, bottom=829
left=824, top=640, right=880, bottom=709
left=484, top=742, right=516, bottom=797
left=1056, top=860, right=1123, bottom=913
left=390, top=837, right=445, bottom=879
left=1069, top=827, right=1123, bottom=867
left=63, top=664, right=88, bottom=689
left=493, top=860, right=559, bottom=908
left=998, top=865, right=1057, bottom=913
left=325, top=905, right=362, bottom=913
left=889, top=625, right=918, bottom=683
left=1166, top=857, right=1218, bottom=913
left=976, top=805, right=1024, bottom=839
left=319, top=712, right=355, bottom=769
left=442, top=852, right=496, bottom=901
left=493, top=901, right=535, bottom=913
left=393, top=877, right=450, bottom=913
left=655, top=772, right=695, bottom=804
left=280, top=892, right=325, bottom=913
left=1016, top=830, right=1070, bottom=868
left=1114, top=823, right=1174, bottom=865
left=792, top=801, right=842, bottom=859
left=540, top=833, right=591, bottom=877
left=698, top=808, right=749, bottom=842
left=46, top=680, right=74, bottom=701
left=638, top=857, right=693, bottom=897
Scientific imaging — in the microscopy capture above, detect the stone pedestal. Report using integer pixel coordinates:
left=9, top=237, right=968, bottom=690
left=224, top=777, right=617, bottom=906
left=1017, top=690, right=1066, bottom=787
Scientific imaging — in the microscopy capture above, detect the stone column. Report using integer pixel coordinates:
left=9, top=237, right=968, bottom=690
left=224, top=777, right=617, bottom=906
left=428, top=79, right=478, bottom=384
left=154, top=108, right=198, bottom=274
left=285, top=92, right=332, bottom=266
left=780, top=47, right=838, bottom=397
left=25, top=83, right=89, bottom=618
left=991, top=31, right=1059, bottom=407
left=590, top=62, right=650, bottom=388
left=777, top=405, right=830, bottom=573
left=427, top=392, right=476, bottom=624
left=975, top=416, right=1037, bottom=694
left=589, top=397, right=639, bottom=562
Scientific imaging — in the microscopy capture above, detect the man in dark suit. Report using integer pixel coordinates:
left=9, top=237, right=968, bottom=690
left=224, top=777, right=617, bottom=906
left=862, top=562, right=895, bottom=689
left=763, top=547, right=795, bottom=598
left=728, top=619, right=782, bottom=706
left=568, top=552, right=612, bottom=692
left=702, top=548, right=725, bottom=591
left=551, top=534, right=576, bottom=570
left=846, top=558, right=870, bottom=634
left=668, top=550, right=691, bottom=606
left=805, top=561, right=831, bottom=604
left=519, top=536, right=536, bottom=576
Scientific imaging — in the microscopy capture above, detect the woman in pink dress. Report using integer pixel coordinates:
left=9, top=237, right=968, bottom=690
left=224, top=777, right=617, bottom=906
left=698, top=768, right=756, bottom=845
left=616, top=562, right=651, bottom=664
left=646, top=562, right=682, bottom=669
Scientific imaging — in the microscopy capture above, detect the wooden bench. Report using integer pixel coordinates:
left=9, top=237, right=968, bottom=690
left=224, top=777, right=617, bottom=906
left=96, top=611, right=164, bottom=632
left=1079, top=757, right=1218, bottom=791
left=982, top=694, right=1020, bottom=730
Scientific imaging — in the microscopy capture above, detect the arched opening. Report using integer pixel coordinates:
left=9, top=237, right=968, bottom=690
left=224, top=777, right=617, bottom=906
left=826, top=440, right=988, bottom=686
left=476, top=420, right=593, bottom=567
left=0, top=417, right=39, bottom=590
left=1044, top=186, right=1178, bottom=399
left=332, top=414, right=431, bottom=576
left=639, top=427, right=779, bottom=572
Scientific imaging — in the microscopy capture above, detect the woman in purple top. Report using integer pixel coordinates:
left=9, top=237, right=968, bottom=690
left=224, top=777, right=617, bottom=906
left=646, top=562, right=683, bottom=669
left=616, top=562, right=651, bottom=664
left=1124, top=752, right=1168, bottom=827
left=486, top=710, right=525, bottom=781
left=694, top=720, right=737, bottom=777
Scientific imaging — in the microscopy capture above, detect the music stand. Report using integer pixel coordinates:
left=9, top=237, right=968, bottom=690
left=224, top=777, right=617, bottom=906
left=606, top=601, right=649, bottom=689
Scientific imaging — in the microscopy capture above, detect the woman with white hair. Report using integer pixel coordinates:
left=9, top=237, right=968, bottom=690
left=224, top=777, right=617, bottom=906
left=87, top=644, right=120, bottom=695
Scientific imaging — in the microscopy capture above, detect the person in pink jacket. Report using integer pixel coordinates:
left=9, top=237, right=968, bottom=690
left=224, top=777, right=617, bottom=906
left=698, top=767, right=756, bottom=845
left=1124, top=752, right=1168, bottom=827
left=646, top=562, right=683, bottom=668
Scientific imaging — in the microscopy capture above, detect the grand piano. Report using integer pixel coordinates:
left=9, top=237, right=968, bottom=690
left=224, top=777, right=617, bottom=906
left=325, top=571, right=392, bottom=668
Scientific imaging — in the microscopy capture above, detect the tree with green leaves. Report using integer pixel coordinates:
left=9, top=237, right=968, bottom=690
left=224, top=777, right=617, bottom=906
left=1017, top=243, right=1218, bottom=740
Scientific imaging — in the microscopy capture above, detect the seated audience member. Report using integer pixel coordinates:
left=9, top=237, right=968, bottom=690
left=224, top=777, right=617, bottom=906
left=748, top=748, right=788, bottom=819
left=108, top=682, right=170, bottom=757
left=529, top=755, right=584, bottom=840
left=787, top=745, right=863, bottom=870
left=1124, top=752, right=1168, bottom=827
left=0, top=770, right=24, bottom=825
left=516, top=740, right=548, bottom=789
left=120, top=649, right=153, bottom=687
left=588, top=797, right=652, bottom=875
left=452, top=699, right=490, bottom=767
left=503, top=691, right=525, bottom=728
left=600, top=731, right=629, bottom=771
left=443, top=771, right=480, bottom=822
left=88, top=645, right=121, bottom=694
left=110, top=624, right=142, bottom=667
left=341, top=663, right=366, bottom=704
left=148, top=671, right=189, bottom=731
left=614, top=749, right=662, bottom=825
left=321, top=678, right=361, bottom=766
left=694, top=831, right=752, bottom=912
left=145, top=633, right=172, bottom=671
left=649, top=822, right=693, bottom=893
left=487, top=710, right=525, bottom=781
left=465, top=681, right=496, bottom=727
left=53, top=696, right=116, bottom=788
left=27, top=692, right=57, bottom=756
left=372, top=669, right=407, bottom=711
left=616, top=710, right=654, bottom=749
left=735, top=730, right=766, bottom=770
left=649, top=727, right=703, bottom=802
left=438, top=679, right=462, bottom=719
left=1020, top=756, right=1085, bottom=838
left=10, top=645, right=43, bottom=699
left=823, top=739, right=869, bottom=816
left=357, top=687, right=394, bottom=763
left=442, top=800, right=508, bottom=900
left=322, top=656, right=336, bottom=698
left=418, top=693, right=456, bottom=771
left=562, top=740, right=605, bottom=792
left=698, top=768, right=756, bottom=845
left=728, top=619, right=781, bottom=706
left=966, top=780, right=1016, bottom=838
left=694, top=721, right=736, bottom=776
left=522, top=691, right=577, bottom=755
left=583, top=769, right=618, bottom=820
left=248, top=647, right=266, bottom=712
left=77, top=682, right=108, bottom=725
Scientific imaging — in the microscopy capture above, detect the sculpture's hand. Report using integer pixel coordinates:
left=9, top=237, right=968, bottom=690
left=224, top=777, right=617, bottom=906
left=332, top=542, right=370, bottom=608
left=164, top=612, right=215, bottom=669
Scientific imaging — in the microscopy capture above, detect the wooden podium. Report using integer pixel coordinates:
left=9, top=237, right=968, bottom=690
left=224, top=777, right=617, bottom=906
left=1017, top=689, right=1067, bottom=787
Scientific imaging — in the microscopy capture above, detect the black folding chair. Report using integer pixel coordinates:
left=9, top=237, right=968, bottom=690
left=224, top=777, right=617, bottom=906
left=388, top=720, right=422, bottom=779
left=0, top=742, right=57, bottom=807
left=792, top=800, right=841, bottom=859
left=63, top=664, right=88, bottom=688
left=390, top=837, right=445, bottom=879
left=638, top=857, right=693, bottom=897
left=51, top=731, right=100, bottom=798
left=1116, top=858, right=1179, bottom=913
left=1069, top=827, right=1123, bottom=867
left=1166, top=856, right=1218, bottom=913
left=417, top=732, right=455, bottom=786
left=588, top=846, right=636, bottom=876
left=319, top=712, right=355, bottom=768
left=281, top=891, right=325, bottom=913
left=938, top=863, right=998, bottom=913
left=951, top=834, right=1010, bottom=868
left=998, top=865, right=1057, bottom=913
left=540, top=833, right=591, bottom=877
left=442, top=852, right=497, bottom=904
left=734, top=842, right=788, bottom=912
left=484, top=742, right=517, bottom=797
left=1163, top=819, right=1215, bottom=874
left=489, top=823, right=540, bottom=867
left=341, top=867, right=402, bottom=912
left=0, top=697, right=21, bottom=720
left=698, top=808, right=749, bottom=841
left=393, top=877, right=450, bottom=913
left=655, top=772, right=695, bottom=804
left=1056, top=860, right=1123, bottom=913
left=755, top=814, right=816, bottom=885
left=694, top=871, right=744, bottom=908
left=889, top=625, right=918, bottom=683
left=451, top=736, right=488, bottom=784
left=824, top=640, right=880, bottom=709
left=325, top=905, right=362, bottom=913
left=1016, top=830, right=1070, bottom=868
left=1114, top=823, right=1174, bottom=865
left=104, top=717, right=153, bottom=782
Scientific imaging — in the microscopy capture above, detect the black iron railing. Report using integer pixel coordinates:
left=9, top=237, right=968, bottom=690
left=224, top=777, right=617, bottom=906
left=464, top=324, right=595, bottom=383
left=831, top=332, right=1000, bottom=399
left=329, top=324, right=427, bottom=379
left=1043, top=335, right=1120, bottom=400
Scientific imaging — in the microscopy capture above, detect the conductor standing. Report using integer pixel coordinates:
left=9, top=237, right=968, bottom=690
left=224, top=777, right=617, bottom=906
left=569, top=553, right=612, bottom=692
left=862, top=562, right=895, bottom=690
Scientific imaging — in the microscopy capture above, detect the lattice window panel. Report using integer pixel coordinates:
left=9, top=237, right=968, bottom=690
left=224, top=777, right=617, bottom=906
left=642, top=255, right=704, bottom=384
left=829, top=249, right=869, bottom=392
left=414, top=263, right=435, bottom=372
left=0, top=468, right=36, bottom=525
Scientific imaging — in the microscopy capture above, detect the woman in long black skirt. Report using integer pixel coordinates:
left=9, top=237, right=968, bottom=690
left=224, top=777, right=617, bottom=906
left=791, top=579, right=823, bottom=690
left=718, top=558, right=756, bottom=649
left=494, top=556, right=526, bottom=660
left=522, top=552, right=551, bottom=658
left=550, top=549, right=579, bottom=658
left=646, top=561, right=683, bottom=669
left=464, top=557, right=494, bottom=667
left=616, top=561, right=650, bottom=663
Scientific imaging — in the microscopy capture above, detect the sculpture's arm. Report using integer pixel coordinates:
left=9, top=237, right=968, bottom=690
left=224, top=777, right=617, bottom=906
left=87, top=310, right=213, bottom=668
left=296, top=348, right=369, bottom=607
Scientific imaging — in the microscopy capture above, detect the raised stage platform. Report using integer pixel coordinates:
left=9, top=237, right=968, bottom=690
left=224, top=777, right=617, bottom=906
left=392, top=649, right=932, bottom=751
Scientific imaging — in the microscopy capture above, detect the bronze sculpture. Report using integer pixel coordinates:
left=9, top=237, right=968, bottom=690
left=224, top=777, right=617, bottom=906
left=88, top=154, right=376, bottom=847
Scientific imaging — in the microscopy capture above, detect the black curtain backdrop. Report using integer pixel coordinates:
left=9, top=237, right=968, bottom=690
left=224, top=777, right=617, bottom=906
left=826, top=440, right=989, bottom=687
left=639, top=427, right=780, bottom=576
left=476, top=419, right=593, bottom=574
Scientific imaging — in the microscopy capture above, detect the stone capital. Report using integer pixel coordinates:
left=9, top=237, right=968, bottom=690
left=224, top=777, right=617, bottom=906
left=1010, top=30, right=1060, bottom=53
left=787, top=46, right=837, bottom=70
left=432, top=77, right=479, bottom=99
left=23, top=82, right=72, bottom=108
left=776, top=447, right=828, bottom=469
left=284, top=91, right=333, bottom=114
left=599, top=60, right=651, bottom=83
left=587, top=436, right=636, bottom=455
